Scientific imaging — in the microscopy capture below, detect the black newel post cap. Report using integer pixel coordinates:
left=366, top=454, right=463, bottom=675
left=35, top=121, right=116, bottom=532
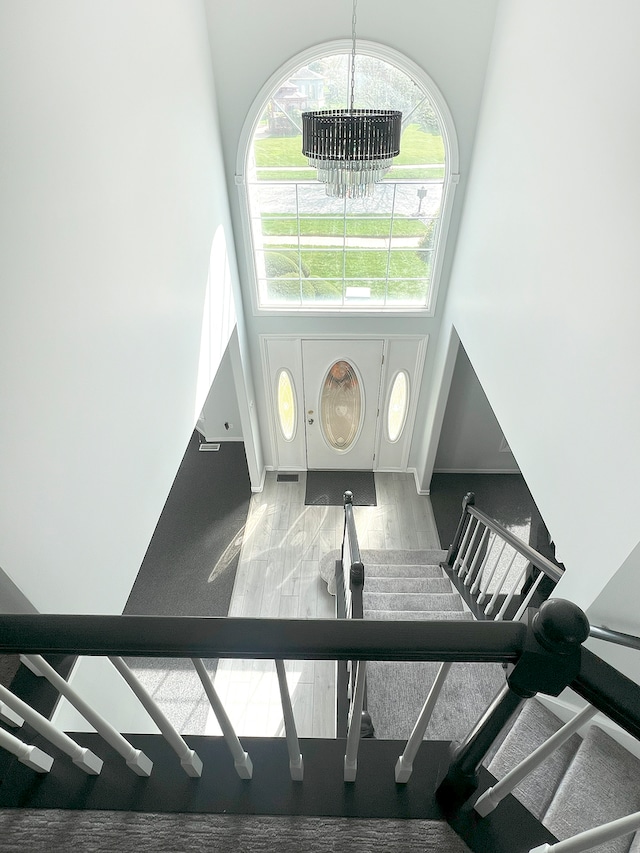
left=533, top=599, right=590, bottom=654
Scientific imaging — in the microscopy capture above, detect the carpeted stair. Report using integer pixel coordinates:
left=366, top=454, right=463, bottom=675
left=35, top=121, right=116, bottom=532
left=486, top=698, right=640, bottom=852
left=362, top=549, right=506, bottom=743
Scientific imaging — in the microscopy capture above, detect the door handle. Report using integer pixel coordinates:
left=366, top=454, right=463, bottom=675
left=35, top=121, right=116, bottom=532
left=307, top=417, right=314, bottom=425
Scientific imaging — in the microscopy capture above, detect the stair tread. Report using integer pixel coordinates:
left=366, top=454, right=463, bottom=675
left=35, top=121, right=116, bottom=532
left=487, top=698, right=582, bottom=820
left=363, top=592, right=463, bottom=612
left=543, top=726, right=640, bottom=852
left=366, top=564, right=446, bottom=579
left=365, top=577, right=452, bottom=594
left=364, top=609, right=474, bottom=621
left=360, top=549, right=447, bottom=566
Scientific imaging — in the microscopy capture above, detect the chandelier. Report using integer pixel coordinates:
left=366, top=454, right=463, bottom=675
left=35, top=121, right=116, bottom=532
left=301, top=0, right=402, bottom=199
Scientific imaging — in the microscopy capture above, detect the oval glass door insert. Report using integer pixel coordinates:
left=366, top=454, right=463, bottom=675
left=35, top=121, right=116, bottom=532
left=387, top=370, right=409, bottom=442
left=277, top=369, right=296, bottom=441
left=320, top=360, right=362, bottom=450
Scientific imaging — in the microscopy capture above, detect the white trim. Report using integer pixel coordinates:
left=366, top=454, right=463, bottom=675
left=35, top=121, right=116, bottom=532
left=409, top=467, right=430, bottom=495
left=250, top=467, right=267, bottom=494
left=236, top=39, right=459, bottom=319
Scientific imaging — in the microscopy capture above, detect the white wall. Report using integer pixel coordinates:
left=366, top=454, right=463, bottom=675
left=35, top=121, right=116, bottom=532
left=203, top=0, right=499, bottom=470
left=0, top=1, right=236, bottom=613
left=199, top=336, right=243, bottom=442
left=418, top=0, right=640, bottom=612
left=434, top=345, right=519, bottom=473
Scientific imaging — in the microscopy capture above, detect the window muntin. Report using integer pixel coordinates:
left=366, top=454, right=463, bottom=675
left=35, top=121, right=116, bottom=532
left=277, top=369, right=296, bottom=441
left=320, top=360, right=362, bottom=451
left=246, top=51, right=447, bottom=313
left=387, top=370, right=410, bottom=442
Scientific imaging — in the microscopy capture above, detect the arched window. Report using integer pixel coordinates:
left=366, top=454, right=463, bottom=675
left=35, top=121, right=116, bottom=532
left=238, top=41, right=458, bottom=315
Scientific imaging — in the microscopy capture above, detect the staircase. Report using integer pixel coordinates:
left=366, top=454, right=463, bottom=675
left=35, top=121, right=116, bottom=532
left=362, top=548, right=506, bottom=742
left=361, top=548, right=640, bottom=853
left=486, top=699, right=640, bottom=853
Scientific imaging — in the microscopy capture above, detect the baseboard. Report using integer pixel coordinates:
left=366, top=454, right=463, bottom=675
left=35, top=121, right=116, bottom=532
left=536, top=693, right=640, bottom=760
left=432, top=468, right=521, bottom=475
left=251, top=467, right=267, bottom=493
left=408, top=467, right=430, bottom=495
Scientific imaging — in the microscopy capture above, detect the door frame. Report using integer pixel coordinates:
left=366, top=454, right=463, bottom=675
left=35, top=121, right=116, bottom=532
left=261, top=333, right=428, bottom=473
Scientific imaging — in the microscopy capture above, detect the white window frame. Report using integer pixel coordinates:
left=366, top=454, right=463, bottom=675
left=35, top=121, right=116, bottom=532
left=235, top=40, right=459, bottom=318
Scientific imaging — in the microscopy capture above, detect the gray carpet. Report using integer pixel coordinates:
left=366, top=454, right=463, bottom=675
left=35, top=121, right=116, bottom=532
left=0, top=812, right=471, bottom=852
left=362, top=549, right=506, bottom=741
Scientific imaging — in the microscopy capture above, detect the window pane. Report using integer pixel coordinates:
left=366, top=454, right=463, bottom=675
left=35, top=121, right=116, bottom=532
left=277, top=370, right=296, bottom=441
left=320, top=361, right=362, bottom=450
left=387, top=371, right=409, bottom=442
left=248, top=51, right=449, bottom=312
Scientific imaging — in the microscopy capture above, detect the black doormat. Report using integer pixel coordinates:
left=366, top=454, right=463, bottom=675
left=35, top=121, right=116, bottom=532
left=305, top=471, right=376, bottom=506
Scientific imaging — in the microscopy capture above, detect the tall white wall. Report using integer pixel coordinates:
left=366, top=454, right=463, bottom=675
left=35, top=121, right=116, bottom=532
left=0, top=1, right=236, bottom=614
left=203, top=0, right=499, bottom=471
left=420, top=0, right=640, bottom=612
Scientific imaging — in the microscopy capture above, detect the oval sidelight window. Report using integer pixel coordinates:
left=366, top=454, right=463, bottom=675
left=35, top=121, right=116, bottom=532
left=387, top=370, right=409, bottom=442
left=320, top=360, right=362, bottom=451
left=277, top=369, right=296, bottom=441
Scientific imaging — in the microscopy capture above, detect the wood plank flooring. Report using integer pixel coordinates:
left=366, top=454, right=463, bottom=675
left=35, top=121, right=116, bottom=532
left=209, top=472, right=441, bottom=739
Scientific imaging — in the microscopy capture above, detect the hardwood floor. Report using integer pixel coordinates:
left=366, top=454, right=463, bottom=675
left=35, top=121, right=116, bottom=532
left=208, top=471, right=441, bottom=739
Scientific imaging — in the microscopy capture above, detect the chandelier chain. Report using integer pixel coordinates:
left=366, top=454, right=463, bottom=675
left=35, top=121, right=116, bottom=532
left=349, top=0, right=357, bottom=113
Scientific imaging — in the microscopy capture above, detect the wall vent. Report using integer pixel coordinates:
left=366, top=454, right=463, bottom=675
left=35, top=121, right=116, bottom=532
left=277, top=473, right=299, bottom=482
left=199, top=442, right=221, bottom=452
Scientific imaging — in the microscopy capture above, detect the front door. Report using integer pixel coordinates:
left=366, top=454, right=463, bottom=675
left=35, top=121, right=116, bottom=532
left=302, top=339, right=384, bottom=470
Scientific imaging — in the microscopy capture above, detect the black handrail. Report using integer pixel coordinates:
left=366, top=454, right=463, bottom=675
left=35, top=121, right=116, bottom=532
left=571, top=646, right=640, bottom=742
left=589, top=624, right=640, bottom=651
left=0, top=613, right=526, bottom=662
left=343, top=490, right=364, bottom=619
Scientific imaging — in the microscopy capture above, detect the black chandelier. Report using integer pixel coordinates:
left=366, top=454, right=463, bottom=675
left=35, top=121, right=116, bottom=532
left=301, top=0, right=402, bottom=199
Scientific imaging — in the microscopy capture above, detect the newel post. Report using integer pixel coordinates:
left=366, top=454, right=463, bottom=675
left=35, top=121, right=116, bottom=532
left=444, top=492, right=475, bottom=568
left=436, top=599, right=590, bottom=809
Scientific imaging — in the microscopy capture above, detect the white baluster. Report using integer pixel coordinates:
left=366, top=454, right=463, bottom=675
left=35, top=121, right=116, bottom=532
left=458, top=520, right=481, bottom=580
left=191, top=657, right=253, bottom=779
left=19, top=655, right=44, bottom=677
left=477, top=540, right=507, bottom=604
left=529, top=809, right=640, bottom=853
left=109, top=656, right=202, bottom=777
left=395, top=662, right=452, bottom=783
left=464, top=526, right=489, bottom=588
left=275, top=660, right=303, bottom=781
left=485, top=549, right=519, bottom=616
left=470, top=534, right=498, bottom=594
left=0, top=727, right=53, bottom=773
left=0, top=702, right=24, bottom=728
left=0, top=684, right=102, bottom=774
left=22, top=655, right=152, bottom=776
left=475, top=704, right=598, bottom=817
left=453, top=517, right=475, bottom=575
left=494, top=564, right=529, bottom=621
left=513, top=571, right=546, bottom=622
left=344, top=660, right=367, bottom=782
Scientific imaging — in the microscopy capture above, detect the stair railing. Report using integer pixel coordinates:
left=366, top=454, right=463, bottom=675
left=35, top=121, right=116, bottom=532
left=0, top=613, right=528, bottom=787
left=424, top=599, right=640, bottom=853
left=336, top=490, right=368, bottom=739
left=443, top=492, right=563, bottom=621
left=4, top=601, right=640, bottom=853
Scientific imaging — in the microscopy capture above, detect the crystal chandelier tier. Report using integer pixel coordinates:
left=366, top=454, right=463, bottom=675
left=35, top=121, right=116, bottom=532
left=301, top=0, right=402, bottom=199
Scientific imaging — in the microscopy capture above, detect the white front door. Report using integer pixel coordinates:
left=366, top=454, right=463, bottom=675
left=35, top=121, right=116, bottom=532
left=302, top=339, right=384, bottom=470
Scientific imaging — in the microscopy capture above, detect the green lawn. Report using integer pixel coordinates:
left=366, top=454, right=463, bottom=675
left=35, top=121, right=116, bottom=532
left=266, top=247, right=429, bottom=280
left=260, top=215, right=429, bottom=238
left=253, top=123, right=445, bottom=176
